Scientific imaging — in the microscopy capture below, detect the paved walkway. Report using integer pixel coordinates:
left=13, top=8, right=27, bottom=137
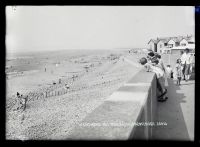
left=153, top=76, right=194, bottom=141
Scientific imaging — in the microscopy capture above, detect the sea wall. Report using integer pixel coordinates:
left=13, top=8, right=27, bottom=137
left=68, top=69, right=157, bottom=140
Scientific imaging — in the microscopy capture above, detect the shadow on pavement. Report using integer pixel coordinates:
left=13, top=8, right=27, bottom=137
left=179, top=83, right=194, bottom=86
left=190, top=72, right=195, bottom=80
left=153, top=78, right=191, bottom=141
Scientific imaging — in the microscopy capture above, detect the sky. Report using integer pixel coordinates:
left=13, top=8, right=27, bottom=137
left=6, top=6, right=195, bottom=53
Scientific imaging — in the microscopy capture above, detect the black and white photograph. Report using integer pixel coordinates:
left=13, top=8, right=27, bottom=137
left=5, top=6, right=195, bottom=141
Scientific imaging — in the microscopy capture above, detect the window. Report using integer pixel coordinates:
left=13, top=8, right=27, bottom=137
left=181, top=43, right=186, bottom=46
left=188, top=42, right=194, bottom=44
left=168, top=44, right=173, bottom=48
left=160, top=44, right=162, bottom=48
left=164, top=43, right=167, bottom=46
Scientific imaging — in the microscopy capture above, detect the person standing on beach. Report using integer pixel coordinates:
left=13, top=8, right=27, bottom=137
left=16, top=92, right=27, bottom=111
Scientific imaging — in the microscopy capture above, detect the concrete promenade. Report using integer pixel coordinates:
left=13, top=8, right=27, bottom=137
left=153, top=77, right=195, bottom=141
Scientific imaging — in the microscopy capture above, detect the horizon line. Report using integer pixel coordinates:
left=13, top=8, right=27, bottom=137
left=6, top=47, right=148, bottom=54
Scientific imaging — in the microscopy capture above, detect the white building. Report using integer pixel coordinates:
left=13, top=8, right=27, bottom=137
left=148, top=39, right=159, bottom=52
left=180, top=38, right=188, bottom=46
left=148, top=35, right=195, bottom=54
left=157, top=38, right=170, bottom=54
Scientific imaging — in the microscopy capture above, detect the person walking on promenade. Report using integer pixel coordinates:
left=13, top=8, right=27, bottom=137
left=181, top=48, right=191, bottom=82
left=180, top=50, right=184, bottom=57
left=190, top=53, right=195, bottom=74
left=173, top=59, right=182, bottom=85
left=166, top=65, right=173, bottom=78
left=180, top=50, right=186, bottom=80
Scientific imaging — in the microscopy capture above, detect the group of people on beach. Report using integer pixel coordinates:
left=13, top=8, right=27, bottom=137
left=138, top=48, right=194, bottom=102
left=15, top=77, right=72, bottom=111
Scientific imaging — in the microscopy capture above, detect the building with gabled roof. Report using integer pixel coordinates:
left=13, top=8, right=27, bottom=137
left=148, top=35, right=194, bottom=54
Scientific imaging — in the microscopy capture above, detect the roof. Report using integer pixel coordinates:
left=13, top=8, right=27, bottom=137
left=157, top=38, right=171, bottom=44
left=148, top=39, right=159, bottom=44
left=185, top=36, right=195, bottom=42
left=179, top=36, right=194, bottom=42
left=148, top=35, right=194, bottom=45
left=171, top=37, right=183, bottom=42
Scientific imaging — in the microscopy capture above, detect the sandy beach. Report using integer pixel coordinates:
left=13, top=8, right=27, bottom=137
left=6, top=49, right=146, bottom=140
